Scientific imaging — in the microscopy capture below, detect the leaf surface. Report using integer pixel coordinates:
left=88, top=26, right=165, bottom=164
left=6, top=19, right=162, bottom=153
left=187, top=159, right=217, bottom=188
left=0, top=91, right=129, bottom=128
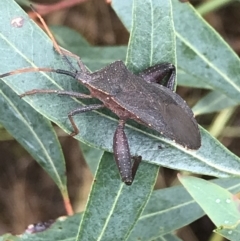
left=128, top=177, right=240, bottom=240
left=112, top=0, right=240, bottom=103
left=76, top=152, right=158, bottom=241
left=77, top=1, right=175, bottom=240
left=2, top=177, right=240, bottom=241
left=192, top=90, right=237, bottom=115
left=0, top=0, right=239, bottom=192
left=180, top=176, right=240, bottom=241
left=0, top=75, right=67, bottom=194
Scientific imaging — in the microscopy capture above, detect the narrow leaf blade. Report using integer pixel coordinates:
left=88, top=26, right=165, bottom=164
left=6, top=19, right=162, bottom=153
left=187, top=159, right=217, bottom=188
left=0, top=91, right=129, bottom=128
left=179, top=176, right=240, bottom=241
left=126, top=0, right=176, bottom=72
left=128, top=177, right=240, bottom=240
left=112, top=0, right=240, bottom=102
left=77, top=152, right=158, bottom=241
left=192, top=90, right=238, bottom=115
left=0, top=79, right=67, bottom=193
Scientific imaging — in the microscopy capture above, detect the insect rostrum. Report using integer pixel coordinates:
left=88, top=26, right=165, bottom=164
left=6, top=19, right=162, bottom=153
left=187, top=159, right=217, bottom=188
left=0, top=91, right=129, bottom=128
left=0, top=59, right=201, bottom=185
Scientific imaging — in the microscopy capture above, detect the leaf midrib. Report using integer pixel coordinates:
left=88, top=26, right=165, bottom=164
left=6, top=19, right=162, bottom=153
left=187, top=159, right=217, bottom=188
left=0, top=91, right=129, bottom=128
left=176, top=32, right=240, bottom=94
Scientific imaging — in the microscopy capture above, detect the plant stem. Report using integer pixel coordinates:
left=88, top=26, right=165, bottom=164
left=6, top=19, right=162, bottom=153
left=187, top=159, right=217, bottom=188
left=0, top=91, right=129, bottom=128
left=62, top=190, right=74, bottom=215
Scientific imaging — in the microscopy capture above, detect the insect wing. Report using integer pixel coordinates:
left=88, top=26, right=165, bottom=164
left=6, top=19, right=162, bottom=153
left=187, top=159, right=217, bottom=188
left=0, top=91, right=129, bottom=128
left=89, top=61, right=200, bottom=149
left=113, top=78, right=201, bottom=150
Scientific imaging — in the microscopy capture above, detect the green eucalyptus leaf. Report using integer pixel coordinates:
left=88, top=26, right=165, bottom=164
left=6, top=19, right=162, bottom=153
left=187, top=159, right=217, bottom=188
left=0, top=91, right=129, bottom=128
left=112, top=0, right=240, bottom=102
left=173, top=1, right=240, bottom=103
left=0, top=0, right=240, bottom=186
left=217, top=223, right=240, bottom=241
left=80, top=141, right=103, bottom=175
left=1, top=0, right=240, bottom=240
left=0, top=213, right=82, bottom=241
left=128, top=177, right=240, bottom=240
left=2, top=177, right=240, bottom=241
left=51, top=26, right=127, bottom=71
left=77, top=152, right=158, bottom=241
left=75, top=45, right=127, bottom=72
left=77, top=1, right=174, bottom=240
left=180, top=176, right=240, bottom=241
left=125, top=0, right=176, bottom=72
left=0, top=79, right=67, bottom=194
left=112, top=0, right=240, bottom=177
left=192, top=90, right=238, bottom=115
left=177, top=68, right=212, bottom=89
left=51, top=26, right=90, bottom=47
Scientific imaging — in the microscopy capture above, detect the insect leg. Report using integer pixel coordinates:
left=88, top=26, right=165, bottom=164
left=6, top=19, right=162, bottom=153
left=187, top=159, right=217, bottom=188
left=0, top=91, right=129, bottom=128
left=68, top=104, right=104, bottom=136
left=59, top=51, right=90, bottom=74
left=58, top=49, right=90, bottom=74
left=139, top=63, right=176, bottom=91
left=113, top=119, right=141, bottom=185
left=77, top=58, right=91, bottom=74
left=20, top=89, right=92, bottom=99
left=20, top=88, right=101, bottom=136
left=131, top=156, right=142, bottom=181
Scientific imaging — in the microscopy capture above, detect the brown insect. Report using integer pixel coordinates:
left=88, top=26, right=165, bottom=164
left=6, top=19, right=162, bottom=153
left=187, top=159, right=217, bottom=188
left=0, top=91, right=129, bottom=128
left=0, top=6, right=201, bottom=185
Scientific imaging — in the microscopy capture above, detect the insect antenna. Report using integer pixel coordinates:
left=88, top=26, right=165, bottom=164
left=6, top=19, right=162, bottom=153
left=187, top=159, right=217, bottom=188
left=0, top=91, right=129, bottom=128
left=30, top=4, right=79, bottom=73
left=0, top=6, right=86, bottom=80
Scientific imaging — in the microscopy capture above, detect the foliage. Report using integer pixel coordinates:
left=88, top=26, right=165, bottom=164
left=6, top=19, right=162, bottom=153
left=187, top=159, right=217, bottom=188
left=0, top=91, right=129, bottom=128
left=0, top=0, right=240, bottom=240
